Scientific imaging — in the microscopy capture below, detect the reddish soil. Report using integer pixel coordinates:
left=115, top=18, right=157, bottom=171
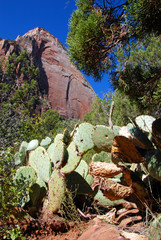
left=21, top=213, right=149, bottom=240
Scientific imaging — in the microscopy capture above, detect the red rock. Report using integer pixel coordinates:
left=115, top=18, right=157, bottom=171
left=0, top=27, right=96, bottom=119
left=78, top=218, right=125, bottom=240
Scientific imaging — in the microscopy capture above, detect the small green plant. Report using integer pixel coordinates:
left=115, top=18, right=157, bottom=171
left=0, top=147, right=27, bottom=239
left=59, top=188, right=81, bottom=223
left=3, top=226, right=26, bottom=240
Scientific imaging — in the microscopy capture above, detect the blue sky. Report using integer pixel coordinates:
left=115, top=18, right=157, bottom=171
left=0, top=0, right=113, bottom=98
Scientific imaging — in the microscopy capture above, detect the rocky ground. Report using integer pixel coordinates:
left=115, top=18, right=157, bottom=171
left=21, top=204, right=151, bottom=240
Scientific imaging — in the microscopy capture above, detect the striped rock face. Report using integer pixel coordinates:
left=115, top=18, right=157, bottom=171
left=0, top=27, right=96, bottom=119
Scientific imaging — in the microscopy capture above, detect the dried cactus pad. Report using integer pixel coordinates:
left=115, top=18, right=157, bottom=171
left=94, top=189, right=124, bottom=207
left=112, top=136, right=144, bottom=164
left=92, top=125, right=114, bottom=152
left=145, top=150, right=161, bottom=182
left=126, top=125, right=154, bottom=150
left=29, top=146, right=51, bottom=183
left=48, top=169, right=66, bottom=213
left=100, top=178, right=134, bottom=200
left=61, top=141, right=81, bottom=174
left=89, top=162, right=123, bottom=178
left=73, top=123, right=94, bottom=153
left=135, top=115, right=156, bottom=132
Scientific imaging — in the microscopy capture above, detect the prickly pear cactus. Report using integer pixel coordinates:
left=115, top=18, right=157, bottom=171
left=149, top=214, right=161, bottom=240
left=92, top=125, right=114, bottom=152
left=29, top=146, right=51, bottom=183
left=112, top=136, right=144, bottom=164
left=125, top=125, right=153, bottom=150
left=48, top=169, right=66, bottom=213
left=135, top=115, right=156, bottom=132
left=61, top=141, right=81, bottom=174
left=13, top=114, right=161, bottom=217
left=27, top=139, right=39, bottom=151
left=51, top=139, right=68, bottom=169
left=75, top=159, right=89, bottom=179
left=66, top=171, right=93, bottom=195
left=14, top=166, right=37, bottom=206
left=145, top=150, right=161, bottom=182
left=19, top=141, right=28, bottom=162
left=40, top=137, right=52, bottom=148
left=14, top=141, right=28, bottom=165
left=152, top=118, right=161, bottom=149
left=73, top=123, right=94, bottom=153
left=85, top=174, right=94, bottom=186
left=92, top=151, right=111, bottom=163
left=30, top=177, right=47, bottom=206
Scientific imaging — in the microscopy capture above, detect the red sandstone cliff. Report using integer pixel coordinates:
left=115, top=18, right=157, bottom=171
left=0, top=27, right=96, bottom=119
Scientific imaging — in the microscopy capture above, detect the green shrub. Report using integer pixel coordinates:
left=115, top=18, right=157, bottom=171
left=0, top=147, right=27, bottom=239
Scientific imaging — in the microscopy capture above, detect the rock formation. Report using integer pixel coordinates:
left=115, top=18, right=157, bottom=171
left=0, top=27, right=96, bottom=119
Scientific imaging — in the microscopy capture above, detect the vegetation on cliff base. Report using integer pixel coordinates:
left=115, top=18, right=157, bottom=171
left=0, top=51, right=77, bottom=149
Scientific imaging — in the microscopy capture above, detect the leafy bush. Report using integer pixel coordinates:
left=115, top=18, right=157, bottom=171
left=0, top=147, right=27, bottom=239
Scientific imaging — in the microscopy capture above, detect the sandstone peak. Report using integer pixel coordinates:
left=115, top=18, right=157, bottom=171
left=1, top=28, right=96, bottom=119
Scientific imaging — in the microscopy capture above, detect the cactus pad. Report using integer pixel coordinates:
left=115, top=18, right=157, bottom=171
left=66, top=171, right=93, bottom=195
left=51, top=139, right=68, bottom=169
left=145, top=150, right=161, bottom=182
left=126, top=125, right=154, bottom=150
left=89, top=162, right=123, bottom=178
left=85, top=174, right=94, bottom=186
left=135, top=115, right=155, bottom=132
left=30, top=177, right=47, bottom=206
left=14, top=152, right=23, bottom=166
left=40, top=137, right=52, bottom=148
left=29, top=146, right=51, bottom=183
left=61, top=142, right=81, bottom=174
left=14, top=166, right=37, bottom=186
left=113, top=125, right=121, bottom=136
left=27, top=139, right=39, bottom=151
left=54, top=133, right=64, bottom=144
left=73, top=123, right=94, bottom=153
left=149, top=214, right=161, bottom=240
left=92, top=125, right=114, bottom=152
left=92, top=151, right=111, bottom=163
left=75, top=159, right=89, bottom=179
left=14, top=166, right=37, bottom=206
left=19, top=141, right=28, bottom=163
left=48, top=169, right=66, bottom=213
